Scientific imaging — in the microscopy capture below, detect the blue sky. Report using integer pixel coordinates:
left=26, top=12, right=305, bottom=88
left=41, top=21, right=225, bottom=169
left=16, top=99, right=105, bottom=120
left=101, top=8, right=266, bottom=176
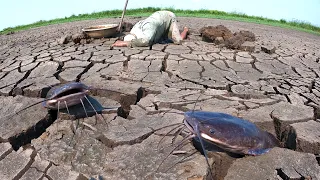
left=0, top=0, right=319, bottom=31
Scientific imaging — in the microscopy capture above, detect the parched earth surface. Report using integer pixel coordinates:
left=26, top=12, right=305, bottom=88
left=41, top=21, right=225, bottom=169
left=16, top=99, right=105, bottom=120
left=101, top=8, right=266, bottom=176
left=0, top=17, right=320, bottom=180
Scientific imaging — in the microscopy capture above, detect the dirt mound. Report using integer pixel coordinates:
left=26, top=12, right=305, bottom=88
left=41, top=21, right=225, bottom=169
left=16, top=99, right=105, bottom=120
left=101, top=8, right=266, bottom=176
left=200, top=25, right=256, bottom=51
left=200, top=25, right=233, bottom=43
left=225, top=30, right=256, bottom=49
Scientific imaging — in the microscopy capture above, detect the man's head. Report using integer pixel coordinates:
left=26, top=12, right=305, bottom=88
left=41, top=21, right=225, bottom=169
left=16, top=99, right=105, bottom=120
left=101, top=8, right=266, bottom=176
left=170, top=21, right=182, bottom=44
left=121, top=22, right=134, bottom=32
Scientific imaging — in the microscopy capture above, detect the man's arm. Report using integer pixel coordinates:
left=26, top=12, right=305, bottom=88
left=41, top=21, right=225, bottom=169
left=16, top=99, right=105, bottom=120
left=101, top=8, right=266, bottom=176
left=112, top=40, right=130, bottom=47
left=112, top=38, right=151, bottom=47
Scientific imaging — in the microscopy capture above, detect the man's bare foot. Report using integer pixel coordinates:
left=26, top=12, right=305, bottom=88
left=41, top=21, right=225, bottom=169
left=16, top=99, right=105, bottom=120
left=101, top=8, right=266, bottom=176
left=181, top=27, right=189, bottom=40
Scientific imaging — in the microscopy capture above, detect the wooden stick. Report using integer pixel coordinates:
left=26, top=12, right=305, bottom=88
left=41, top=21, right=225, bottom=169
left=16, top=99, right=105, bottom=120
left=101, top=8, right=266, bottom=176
left=118, top=0, right=129, bottom=33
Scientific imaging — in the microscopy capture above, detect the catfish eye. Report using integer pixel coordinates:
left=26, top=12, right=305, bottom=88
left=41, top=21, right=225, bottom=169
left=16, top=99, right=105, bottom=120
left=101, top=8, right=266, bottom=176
left=209, top=129, right=215, bottom=134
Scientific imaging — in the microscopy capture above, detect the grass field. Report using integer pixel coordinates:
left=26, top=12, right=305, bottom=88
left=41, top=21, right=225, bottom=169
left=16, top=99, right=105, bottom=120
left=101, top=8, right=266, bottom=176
left=1, top=7, right=319, bottom=35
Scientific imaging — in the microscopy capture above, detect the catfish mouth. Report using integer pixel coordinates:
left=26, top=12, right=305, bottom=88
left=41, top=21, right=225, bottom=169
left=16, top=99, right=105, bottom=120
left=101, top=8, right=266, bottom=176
left=183, top=117, right=197, bottom=135
left=55, top=88, right=86, bottom=98
left=183, top=117, right=217, bottom=143
left=46, top=88, right=89, bottom=109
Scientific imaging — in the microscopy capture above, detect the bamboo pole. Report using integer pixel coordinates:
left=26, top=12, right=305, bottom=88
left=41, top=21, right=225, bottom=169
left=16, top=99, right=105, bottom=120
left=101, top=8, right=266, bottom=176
left=118, top=0, right=129, bottom=33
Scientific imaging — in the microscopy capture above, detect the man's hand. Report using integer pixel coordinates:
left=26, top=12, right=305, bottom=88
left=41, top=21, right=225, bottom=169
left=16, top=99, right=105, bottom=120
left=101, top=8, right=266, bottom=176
left=112, top=40, right=130, bottom=47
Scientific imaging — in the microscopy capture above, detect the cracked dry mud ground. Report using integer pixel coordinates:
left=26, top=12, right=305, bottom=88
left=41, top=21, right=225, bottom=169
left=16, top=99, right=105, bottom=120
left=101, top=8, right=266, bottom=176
left=1, top=17, right=320, bottom=180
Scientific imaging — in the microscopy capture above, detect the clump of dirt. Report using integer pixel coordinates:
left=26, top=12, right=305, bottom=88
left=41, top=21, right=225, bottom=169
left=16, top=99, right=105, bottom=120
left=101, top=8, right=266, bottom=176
left=71, top=32, right=91, bottom=44
left=58, top=32, right=91, bottom=45
left=199, top=25, right=256, bottom=51
left=200, top=25, right=233, bottom=44
left=225, top=30, right=256, bottom=49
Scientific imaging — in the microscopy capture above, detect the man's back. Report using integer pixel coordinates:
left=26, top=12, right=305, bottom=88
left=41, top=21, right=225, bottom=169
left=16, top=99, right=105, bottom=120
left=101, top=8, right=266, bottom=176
left=129, top=11, right=177, bottom=46
left=113, top=10, right=187, bottom=47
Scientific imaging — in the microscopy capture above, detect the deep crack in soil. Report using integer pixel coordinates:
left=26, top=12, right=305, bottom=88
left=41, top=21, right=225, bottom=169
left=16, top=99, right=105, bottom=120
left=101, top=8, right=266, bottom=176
left=8, top=110, right=57, bottom=151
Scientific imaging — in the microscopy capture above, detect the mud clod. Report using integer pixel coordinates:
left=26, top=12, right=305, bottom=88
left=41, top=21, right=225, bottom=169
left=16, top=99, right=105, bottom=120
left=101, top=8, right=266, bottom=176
left=225, top=30, right=256, bottom=50
left=199, top=26, right=256, bottom=51
left=200, top=25, right=233, bottom=43
left=59, top=35, right=72, bottom=45
left=71, top=33, right=89, bottom=44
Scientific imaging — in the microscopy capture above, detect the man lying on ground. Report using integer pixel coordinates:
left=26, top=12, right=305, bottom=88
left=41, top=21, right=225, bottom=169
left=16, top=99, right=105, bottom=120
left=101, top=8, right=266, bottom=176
left=112, top=10, right=189, bottom=47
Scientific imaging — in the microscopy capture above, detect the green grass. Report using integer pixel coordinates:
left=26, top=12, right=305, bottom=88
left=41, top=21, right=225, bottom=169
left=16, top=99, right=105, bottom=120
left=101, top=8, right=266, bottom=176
left=1, top=7, right=319, bottom=35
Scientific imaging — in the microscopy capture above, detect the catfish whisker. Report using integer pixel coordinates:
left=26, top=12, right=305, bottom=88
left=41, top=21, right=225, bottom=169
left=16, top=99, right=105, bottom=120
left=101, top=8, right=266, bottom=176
left=56, top=101, right=61, bottom=131
left=84, top=95, right=99, bottom=125
left=157, top=124, right=185, bottom=148
left=171, top=126, right=187, bottom=145
left=194, top=125, right=214, bottom=180
left=63, top=101, right=76, bottom=134
left=171, top=134, right=195, bottom=150
left=191, top=93, right=202, bottom=113
left=164, top=149, right=198, bottom=173
left=79, top=98, right=89, bottom=141
left=80, top=99, right=88, bottom=119
left=0, top=99, right=48, bottom=120
left=156, top=134, right=195, bottom=172
left=84, top=95, right=107, bottom=125
left=160, top=110, right=185, bottom=118
left=66, top=100, right=77, bottom=148
left=64, top=101, right=70, bottom=114
left=150, top=123, right=184, bottom=133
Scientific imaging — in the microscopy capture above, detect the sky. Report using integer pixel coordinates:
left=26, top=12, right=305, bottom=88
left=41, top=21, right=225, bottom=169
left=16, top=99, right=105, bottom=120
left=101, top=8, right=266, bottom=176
left=0, top=0, right=319, bottom=31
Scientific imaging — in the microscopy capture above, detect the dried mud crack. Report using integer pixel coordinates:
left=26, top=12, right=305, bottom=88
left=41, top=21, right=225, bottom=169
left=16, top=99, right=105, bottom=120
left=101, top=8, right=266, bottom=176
left=8, top=110, right=58, bottom=151
left=95, top=130, right=154, bottom=149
